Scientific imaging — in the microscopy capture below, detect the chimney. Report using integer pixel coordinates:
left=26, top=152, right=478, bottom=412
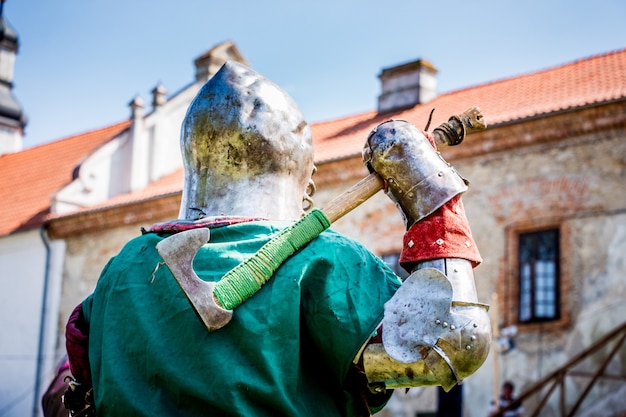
left=151, top=83, right=167, bottom=109
left=194, top=40, right=249, bottom=83
left=128, top=95, right=149, bottom=192
left=377, top=58, right=438, bottom=113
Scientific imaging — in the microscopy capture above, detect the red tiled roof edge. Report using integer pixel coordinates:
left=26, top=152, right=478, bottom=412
left=13, top=48, right=626, bottom=232
left=0, top=121, right=130, bottom=236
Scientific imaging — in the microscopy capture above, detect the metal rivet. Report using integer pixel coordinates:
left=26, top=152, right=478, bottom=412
left=473, top=323, right=478, bottom=328
left=466, top=345, right=472, bottom=350
left=471, top=335, right=476, bottom=341
left=436, top=239, right=444, bottom=245
left=443, top=322, right=448, bottom=328
left=465, top=240, right=471, bottom=247
left=408, top=193, right=414, bottom=198
left=453, top=268, right=458, bottom=273
left=438, top=172, right=443, bottom=177
left=450, top=325, right=456, bottom=330
left=408, top=240, right=414, bottom=248
left=436, top=319, right=441, bottom=325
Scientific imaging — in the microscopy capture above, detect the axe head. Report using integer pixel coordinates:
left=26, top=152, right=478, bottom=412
left=156, top=228, right=233, bottom=332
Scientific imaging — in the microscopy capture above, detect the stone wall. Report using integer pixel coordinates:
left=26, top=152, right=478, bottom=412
left=313, top=102, right=626, bottom=416
left=51, top=101, right=626, bottom=416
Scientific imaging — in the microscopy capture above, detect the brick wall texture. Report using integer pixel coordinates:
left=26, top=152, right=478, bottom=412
left=53, top=101, right=626, bottom=416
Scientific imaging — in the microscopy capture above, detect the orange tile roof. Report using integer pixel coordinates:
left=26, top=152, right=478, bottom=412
left=312, top=48, right=626, bottom=163
left=2, top=48, right=625, bottom=235
left=0, top=121, right=129, bottom=236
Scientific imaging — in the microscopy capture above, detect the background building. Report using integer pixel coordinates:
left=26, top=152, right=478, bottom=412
left=0, top=23, right=624, bottom=417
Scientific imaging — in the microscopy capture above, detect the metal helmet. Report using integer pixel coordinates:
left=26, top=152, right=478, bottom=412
left=179, top=61, right=314, bottom=221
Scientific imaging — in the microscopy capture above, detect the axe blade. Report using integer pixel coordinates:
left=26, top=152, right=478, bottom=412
left=156, top=228, right=233, bottom=332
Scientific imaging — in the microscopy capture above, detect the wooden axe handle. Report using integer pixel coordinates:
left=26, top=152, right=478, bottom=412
left=323, top=173, right=384, bottom=223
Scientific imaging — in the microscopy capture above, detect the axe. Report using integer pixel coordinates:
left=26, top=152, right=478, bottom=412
left=156, top=107, right=486, bottom=332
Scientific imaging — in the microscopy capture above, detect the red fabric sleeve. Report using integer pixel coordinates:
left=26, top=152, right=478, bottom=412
left=399, top=194, right=482, bottom=270
left=65, top=303, right=92, bottom=386
left=398, top=130, right=482, bottom=272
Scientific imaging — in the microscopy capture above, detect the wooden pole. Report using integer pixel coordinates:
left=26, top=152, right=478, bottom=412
left=322, top=173, right=384, bottom=223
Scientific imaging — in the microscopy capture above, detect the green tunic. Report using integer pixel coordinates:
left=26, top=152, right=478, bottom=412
left=82, top=221, right=401, bottom=416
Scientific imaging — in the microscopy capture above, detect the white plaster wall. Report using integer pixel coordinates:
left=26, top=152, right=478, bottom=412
left=0, top=125, right=22, bottom=155
left=145, top=83, right=201, bottom=182
left=0, top=229, right=66, bottom=417
left=53, top=135, right=122, bottom=214
left=53, top=83, right=201, bottom=215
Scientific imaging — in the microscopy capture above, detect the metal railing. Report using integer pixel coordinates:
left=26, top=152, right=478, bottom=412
left=492, top=321, right=626, bottom=417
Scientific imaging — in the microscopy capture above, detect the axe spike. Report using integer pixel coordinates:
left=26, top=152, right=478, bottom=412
left=156, top=228, right=233, bottom=332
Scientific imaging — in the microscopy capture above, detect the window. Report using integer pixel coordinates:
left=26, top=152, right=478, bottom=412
left=518, top=229, right=560, bottom=323
left=381, top=252, right=410, bottom=280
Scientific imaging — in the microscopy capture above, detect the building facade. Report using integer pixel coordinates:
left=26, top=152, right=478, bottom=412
left=1, top=42, right=625, bottom=416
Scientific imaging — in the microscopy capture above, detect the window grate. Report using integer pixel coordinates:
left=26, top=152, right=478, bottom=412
left=518, top=229, right=560, bottom=323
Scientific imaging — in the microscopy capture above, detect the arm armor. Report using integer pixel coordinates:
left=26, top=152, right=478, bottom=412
left=361, top=118, right=490, bottom=392
left=362, top=259, right=491, bottom=392
left=363, top=120, right=468, bottom=229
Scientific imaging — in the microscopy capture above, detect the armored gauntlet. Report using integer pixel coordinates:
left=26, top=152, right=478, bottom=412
left=363, top=120, right=468, bottom=229
left=360, top=118, right=490, bottom=391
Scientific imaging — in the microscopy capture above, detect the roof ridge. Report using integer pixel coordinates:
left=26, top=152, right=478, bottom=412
left=441, top=47, right=626, bottom=96
left=24, top=119, right=130, bottom=152
left=311, top=109, right=378, bottom=127
left=4, top=48, right=625, bottom=237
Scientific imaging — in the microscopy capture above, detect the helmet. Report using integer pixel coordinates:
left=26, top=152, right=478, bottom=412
left=179, top=61, right=314, bottom=220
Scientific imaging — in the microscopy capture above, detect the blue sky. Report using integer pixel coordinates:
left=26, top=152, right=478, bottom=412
left=6, top=0, right=626, bottom=148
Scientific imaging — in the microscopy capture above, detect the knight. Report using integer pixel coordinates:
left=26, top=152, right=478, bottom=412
left=64, top=61, right=490, bottom=416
